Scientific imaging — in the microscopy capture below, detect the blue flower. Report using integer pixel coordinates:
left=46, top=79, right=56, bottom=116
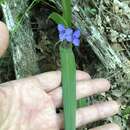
left=57, top=24, right=66, bottom=41
left=57, top=24, right=65, bottom=33
left=73, top=38, right=80, bottom=46
left=72, top=29, right=80, bottom=46
left=65, top=28, right=73, bottom=35
left=59, top=33, right=66, bottom=41
left=65, top=35, right=73, bottom=42
left=57, top=24, right=81, bottom=46
left=65, top=28, right=73, bottom=42
left=73, top=29, right=80, bottom=38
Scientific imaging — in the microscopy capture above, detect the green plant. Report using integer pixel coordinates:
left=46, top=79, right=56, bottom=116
left=49, top=0, right=77, bottom=130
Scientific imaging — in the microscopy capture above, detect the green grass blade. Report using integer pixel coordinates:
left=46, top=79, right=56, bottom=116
left=61, top=0, right=72, bottom=27
left=60, top=45, right=76, bottom=130
left=49, top=12, right=68, bottom=26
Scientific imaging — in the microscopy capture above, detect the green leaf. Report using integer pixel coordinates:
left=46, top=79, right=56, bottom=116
left=122, top=106, right=130, bottom=115
left=0, top=0, right=5, bottom=4
left=49, top=12, right=68, bottom=26
left=60, top=44, right=76, bottom=130
left=61, top=0, right=72, bottom=27
left=78, top=98, right=87, bottom=108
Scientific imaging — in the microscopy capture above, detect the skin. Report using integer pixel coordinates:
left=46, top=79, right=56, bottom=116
left=0, top=71, right=121, bottom=130
left=0, top=21, right=9, bottom=57
left=0, top=21, right=121, bottom=130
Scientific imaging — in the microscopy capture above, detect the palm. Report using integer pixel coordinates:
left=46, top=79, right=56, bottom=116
left=0, top=71, right=120, bottom=130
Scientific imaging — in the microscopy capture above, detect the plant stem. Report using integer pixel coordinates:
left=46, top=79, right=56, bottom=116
left=60, top=44, right=76, bottom=130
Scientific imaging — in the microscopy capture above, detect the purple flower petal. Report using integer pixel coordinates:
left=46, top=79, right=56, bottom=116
left=57, top=26, right=81, bottom=45
left=59, top=33, right=66, bottom=41
left=57, top=24, right=65, bottom=33
left=65, top=28, right=73, bottom=35
left=73, top=38, right=80, bottom=46
left=73, top=29, right=80, bottom=38
left=65, top=35, right=73, bottom=42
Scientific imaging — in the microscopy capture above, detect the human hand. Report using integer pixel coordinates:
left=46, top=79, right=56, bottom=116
left=0, top=71, right=120, bottom=130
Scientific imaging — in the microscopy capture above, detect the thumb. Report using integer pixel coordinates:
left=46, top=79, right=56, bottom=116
left=0, top=21, right=9, bottom=57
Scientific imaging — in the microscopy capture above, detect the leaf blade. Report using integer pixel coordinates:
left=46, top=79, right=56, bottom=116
left=49, top=12, right=68, bottom=26
left=61, top=0, right=72, bottom=27
left=60, top=45, right=76, bottom=130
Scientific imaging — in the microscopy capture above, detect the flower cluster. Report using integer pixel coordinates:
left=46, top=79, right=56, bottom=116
left=57, top=24, right=81, bottom=46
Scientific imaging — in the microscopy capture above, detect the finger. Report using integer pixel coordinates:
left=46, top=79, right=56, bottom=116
left=57, top=101, right=120, bottom=129
left=34, top=70, right=91, bottom=92
left=89, top=123, right=121, bottom=130
left=49, top=79, right=110, bottom=108
left=0, top=70, right=90, bottom=92
left=0, top=21, right=9, bottom=57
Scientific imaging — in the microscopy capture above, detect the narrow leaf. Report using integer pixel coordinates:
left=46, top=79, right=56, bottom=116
left=61, top=0, right=72, bottom=27
left=60, top=44, right=76, bottom=130
left=49, top=12, right=68, bottom=26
